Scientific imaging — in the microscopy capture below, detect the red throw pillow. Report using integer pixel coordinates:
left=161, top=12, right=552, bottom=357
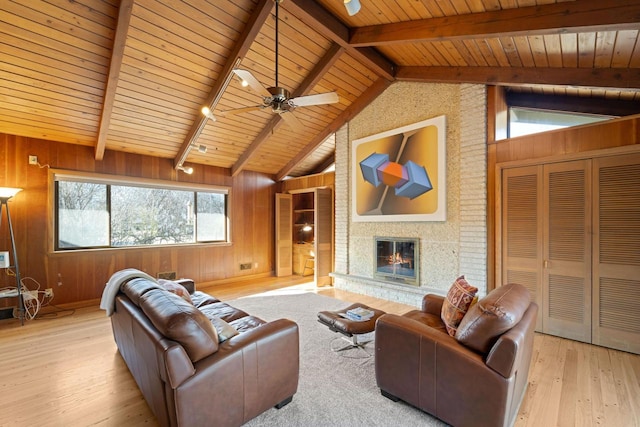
left=441, top=275, right=478, bottom=336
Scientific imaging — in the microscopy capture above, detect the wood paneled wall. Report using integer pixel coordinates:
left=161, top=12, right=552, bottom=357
left=0, top=134, right=277, bottom=305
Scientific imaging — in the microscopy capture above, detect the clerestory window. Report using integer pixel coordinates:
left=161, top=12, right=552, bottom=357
left=508, top=107, right=612, bottom=138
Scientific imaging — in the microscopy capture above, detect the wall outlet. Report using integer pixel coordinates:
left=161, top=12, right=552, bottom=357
left=44, top=288, right=54, bottom=298
left=28, top=155, right=38, bottom=165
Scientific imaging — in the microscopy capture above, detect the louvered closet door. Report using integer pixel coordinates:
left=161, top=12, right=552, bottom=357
left=592, top=153, right=640, bottom=354
left=314, top=188, right=333, bottom=286
left=502, top=166, right=544, bottom=331
left=542, top=160, right=592, bottom=343
left=275, top=193, right=293, bottom=277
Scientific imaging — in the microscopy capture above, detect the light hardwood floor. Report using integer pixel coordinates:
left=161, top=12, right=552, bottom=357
left=0, top=276, right=639, bottom=426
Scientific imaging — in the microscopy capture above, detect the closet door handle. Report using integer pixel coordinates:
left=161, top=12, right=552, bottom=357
left=543, top=260, right=549, bottom=268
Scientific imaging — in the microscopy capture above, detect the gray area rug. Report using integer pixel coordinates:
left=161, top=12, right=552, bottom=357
left=228, top=290, right=447, bottom=427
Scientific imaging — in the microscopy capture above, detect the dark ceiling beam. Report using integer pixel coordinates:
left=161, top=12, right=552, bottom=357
left=231, top=43, right=346, bottom=177
left=396, top=66, right=640, bottom=90
left=350, top=0, right=640, bottom=47
left=286, top=0, right=395, bottom=80
left=276, top=77, right=393, bottom=181
left=173, top=0, right=272, bottom=169
left=506, top=91, right=640, bottom=117
left=95, top=0, right=133, bottom=160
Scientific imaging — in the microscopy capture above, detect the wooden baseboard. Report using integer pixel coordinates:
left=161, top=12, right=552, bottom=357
left=197, top=272, right=274, bottom=289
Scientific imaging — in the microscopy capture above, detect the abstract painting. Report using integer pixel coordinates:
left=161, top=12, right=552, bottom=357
left=351, top=115, right=446, bottom=222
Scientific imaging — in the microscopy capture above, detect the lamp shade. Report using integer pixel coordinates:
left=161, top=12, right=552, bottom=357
left=344, top=0, right=361, bottom=16
left=0, top=187, right=22, bottom=199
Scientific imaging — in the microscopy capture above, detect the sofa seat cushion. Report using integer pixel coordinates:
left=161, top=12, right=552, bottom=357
left=209, top=316, right=240, bottom=342
left=455, top=283, right=531, bottom=354
left=230, top=315, right=266, bottom=333
left=140, top=289, right=219, bottom=362
left=403, top=310, right=448, bottom=334
left=199, top=302, right=249, bottom=323
left=190, top=291, right=220, bottom=308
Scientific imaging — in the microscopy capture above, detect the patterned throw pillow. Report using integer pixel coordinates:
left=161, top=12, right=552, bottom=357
left=441, top=275, right=478, bottom=336
left=158, top=279, right=193, bottom=305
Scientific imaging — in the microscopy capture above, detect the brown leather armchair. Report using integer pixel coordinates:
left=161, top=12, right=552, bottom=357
left=375, top=283, right=537, bottom=427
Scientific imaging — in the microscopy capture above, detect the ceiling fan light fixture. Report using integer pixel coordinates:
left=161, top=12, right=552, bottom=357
left=201, top=106, right=216, bottom=121
left=344, top=0, right=361, bottom=16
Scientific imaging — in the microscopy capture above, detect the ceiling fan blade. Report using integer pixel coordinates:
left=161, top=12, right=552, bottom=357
left=279, top=111, right=304, bottom=132
left=232, top=69, right=271, bottom=98
left=290, top=91, right=339, bottom=107
left=218, top=105, right=265, bottom=116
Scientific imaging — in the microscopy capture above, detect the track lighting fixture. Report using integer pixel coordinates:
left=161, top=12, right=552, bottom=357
left=191, top=143, right=207, bottom=153
left=201, top=106, right=216, bottom=121
left=344, top=0, right=361, bottom=16
left=177, top=165, right=194, bottom=174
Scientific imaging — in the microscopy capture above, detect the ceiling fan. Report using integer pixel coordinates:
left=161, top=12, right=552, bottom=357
left=220, top=0, right=339, bottom=130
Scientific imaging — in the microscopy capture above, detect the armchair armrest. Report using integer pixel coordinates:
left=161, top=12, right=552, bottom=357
left=422, top=294, right=445, bottom=315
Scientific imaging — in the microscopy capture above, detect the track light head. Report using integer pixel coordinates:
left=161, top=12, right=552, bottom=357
left=344, top=0, right=361, bottom=16
left=201, top=106, right=216, bottom=121
left=191, top=144, right=207, bottom=153
left=177, top=165, right=194, bottom=174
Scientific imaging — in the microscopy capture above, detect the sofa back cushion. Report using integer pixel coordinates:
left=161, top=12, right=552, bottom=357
left=121, top=277, right=162, bottom=306
left=139, top=289, right=219, bottom=362
left=455, top=283, right=531, bottom=354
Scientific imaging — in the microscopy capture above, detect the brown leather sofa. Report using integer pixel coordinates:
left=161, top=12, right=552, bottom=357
left=375, top=283, right=537, bottom=427
left=109, top=277, right=299, bottom=427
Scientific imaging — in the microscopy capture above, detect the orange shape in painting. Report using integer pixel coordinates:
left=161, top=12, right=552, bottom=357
left=378, top=162, right=407, bottom=187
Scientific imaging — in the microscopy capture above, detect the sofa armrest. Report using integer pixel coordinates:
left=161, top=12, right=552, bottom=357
left=422, top=294, right=445, bottom=315
left=172, top=318, right=299, bottom=426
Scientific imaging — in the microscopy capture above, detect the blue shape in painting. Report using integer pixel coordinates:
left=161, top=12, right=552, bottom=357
left=395, top=161, right=433, bottom=200
left=360, top=153, right=389, bottom=187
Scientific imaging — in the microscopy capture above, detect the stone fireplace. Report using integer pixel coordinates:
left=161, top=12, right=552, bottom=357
left=331, top=82, right=488, bottom=307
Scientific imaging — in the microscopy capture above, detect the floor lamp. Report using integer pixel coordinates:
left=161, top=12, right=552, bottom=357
left=0, top=187, right=24, bottom=325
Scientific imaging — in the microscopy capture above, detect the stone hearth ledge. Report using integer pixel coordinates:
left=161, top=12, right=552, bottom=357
left=330, top=272, right=446, bottom=308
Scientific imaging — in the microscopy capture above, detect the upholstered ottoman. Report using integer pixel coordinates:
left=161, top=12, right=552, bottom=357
left=318, top=303, right=386, bottom=354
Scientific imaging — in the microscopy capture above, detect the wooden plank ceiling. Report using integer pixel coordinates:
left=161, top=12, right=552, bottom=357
left=1, top=0, right=639, bottom=179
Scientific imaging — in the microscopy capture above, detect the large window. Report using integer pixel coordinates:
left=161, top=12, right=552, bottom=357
left=54, top=173, right=229, bottom=250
